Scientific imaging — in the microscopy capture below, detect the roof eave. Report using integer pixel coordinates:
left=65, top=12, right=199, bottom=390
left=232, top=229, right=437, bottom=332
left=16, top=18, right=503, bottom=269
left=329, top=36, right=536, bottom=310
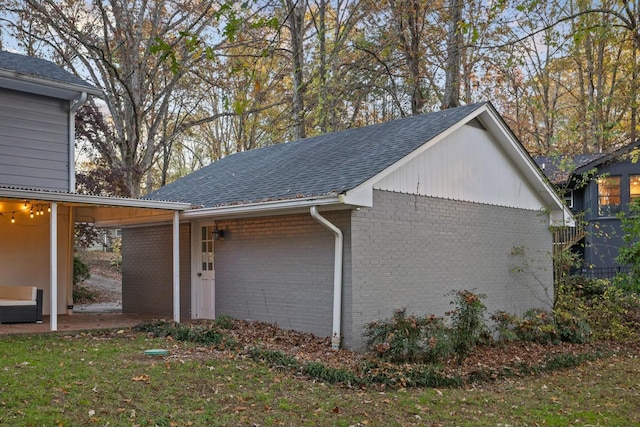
left=181, top=195, right=345, bottom=220
left=573, top=139, right=640, bottom=177
left=0, top=187, right=190, bottom=210
left=0, top=71, right=103, bottom=99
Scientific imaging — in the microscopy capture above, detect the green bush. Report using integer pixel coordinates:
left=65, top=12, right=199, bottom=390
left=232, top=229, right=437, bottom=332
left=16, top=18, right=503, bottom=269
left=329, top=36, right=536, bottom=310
left=72, top=256, right=98, bottom=303
left=556, top=276, right=640, bottom=341
left=364, top=290, right=489, bottom=365
left=490, top=307, right=591, bottom=345
left=490, top=310, right=520, bottom=343
left=553, top=309, right=592, bottom=344
left=447, top=290, right=488, bottom=364
left=363, top=308, right=453, bottom=364
left=135, top=319, right=237, bottom=348
left=517, top=308, right=560, bottom=344
left=73, top=256, right=90, bottom=285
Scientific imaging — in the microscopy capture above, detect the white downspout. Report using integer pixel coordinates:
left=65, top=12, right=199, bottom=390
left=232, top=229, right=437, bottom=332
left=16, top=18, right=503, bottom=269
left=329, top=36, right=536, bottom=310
left=310, top=206, right=343, bottom=350
left=69, top=92, right=88, bottom=192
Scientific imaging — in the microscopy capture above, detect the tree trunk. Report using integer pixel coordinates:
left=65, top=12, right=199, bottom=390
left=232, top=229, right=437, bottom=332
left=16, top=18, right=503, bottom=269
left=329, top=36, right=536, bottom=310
left=288, top=0, right=306, bottom=139
left=442, top=0, right=462, bottom=109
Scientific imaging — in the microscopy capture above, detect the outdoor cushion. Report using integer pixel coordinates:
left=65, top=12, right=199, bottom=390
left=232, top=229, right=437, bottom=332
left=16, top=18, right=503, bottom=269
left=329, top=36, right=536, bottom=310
left=0, top=285, right=37, bottom=301
left=0, top=299, right=36, bottom=306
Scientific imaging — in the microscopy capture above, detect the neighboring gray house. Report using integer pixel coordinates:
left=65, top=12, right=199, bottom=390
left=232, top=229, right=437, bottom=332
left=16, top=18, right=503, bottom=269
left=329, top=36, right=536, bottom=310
left=537, top=140, right=640, bottom=278
left=127, top=102, right=573, bottom=350
left=0, top=50, right=189, bottom=330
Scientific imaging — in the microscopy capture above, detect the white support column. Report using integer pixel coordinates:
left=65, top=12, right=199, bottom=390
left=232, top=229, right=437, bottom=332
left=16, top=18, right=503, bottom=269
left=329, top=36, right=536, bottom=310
left=172, top=211, right=180, bottom=322
left=50, top=202, right=58, bottom=331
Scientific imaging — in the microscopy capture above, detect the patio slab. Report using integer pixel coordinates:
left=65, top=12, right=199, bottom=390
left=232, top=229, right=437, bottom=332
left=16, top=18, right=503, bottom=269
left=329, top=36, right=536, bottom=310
left=0, top=313, right=151, bottom=335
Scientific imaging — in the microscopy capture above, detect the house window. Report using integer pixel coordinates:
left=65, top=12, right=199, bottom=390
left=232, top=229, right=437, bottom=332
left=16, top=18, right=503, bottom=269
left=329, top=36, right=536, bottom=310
left=631, top=175, right=640, bottom=203
left=564, top=190, right=574, bottom=209
left=597, top=176, right=621, bottom=216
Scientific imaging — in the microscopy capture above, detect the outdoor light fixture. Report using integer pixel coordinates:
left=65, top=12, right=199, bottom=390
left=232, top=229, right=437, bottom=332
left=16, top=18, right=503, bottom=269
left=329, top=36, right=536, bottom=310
left=212, top=226, right=225, bottom=241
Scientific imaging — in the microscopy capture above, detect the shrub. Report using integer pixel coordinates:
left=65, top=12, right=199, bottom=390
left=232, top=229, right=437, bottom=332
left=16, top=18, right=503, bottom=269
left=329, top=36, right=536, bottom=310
left=73, top=256, right=90, bottom=285
left=517, top=308, right=559, bottom=344
left=213, top=314, right=234, bottom=329
left=490, top=310, right=520, bottom=343
left=560, top=275, right=608, bottom=300
left=553, top=309, right=592, bottom=344
left=363, top=308, right=453, bottom=364
left=135, top=319, right=237, bottom=348
left=110, top=237, right=122, bottom=267
left=491, top=307, right=591, bottom=345
left=447, top=290, right=488, bottom=364
left=72, top=256, right=99, bottom=304
left=556, top=276, right=640, bottom=341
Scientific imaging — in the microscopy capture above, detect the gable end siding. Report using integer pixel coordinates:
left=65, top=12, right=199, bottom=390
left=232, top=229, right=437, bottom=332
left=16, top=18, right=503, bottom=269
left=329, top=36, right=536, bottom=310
left=373, top=124, right=545, bottom=210
left=0, top=87, right=70, bottom=191
left=349, top=190, right=553, bottom=350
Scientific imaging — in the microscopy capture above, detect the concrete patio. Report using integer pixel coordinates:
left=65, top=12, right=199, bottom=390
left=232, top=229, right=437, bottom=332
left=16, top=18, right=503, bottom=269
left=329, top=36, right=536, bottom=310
left=0, top=313, right=152, bottom=335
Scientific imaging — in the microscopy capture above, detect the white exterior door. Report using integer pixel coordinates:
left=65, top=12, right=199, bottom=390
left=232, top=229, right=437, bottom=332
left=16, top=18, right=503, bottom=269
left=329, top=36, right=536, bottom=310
left=194, top=223, right=216, bottom=319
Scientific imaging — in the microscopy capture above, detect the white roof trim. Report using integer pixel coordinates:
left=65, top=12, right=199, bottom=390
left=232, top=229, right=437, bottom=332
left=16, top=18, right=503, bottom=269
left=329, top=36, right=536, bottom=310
left=182, top=195, right=344, bottom=219
left=0, top=187, right=190, bottom=211
left=0, top=72, right=103, bottom=99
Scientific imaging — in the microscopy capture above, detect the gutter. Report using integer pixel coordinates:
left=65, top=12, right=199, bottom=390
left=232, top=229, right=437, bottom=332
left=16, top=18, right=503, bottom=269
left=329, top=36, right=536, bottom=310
left=69, top=92, right=88, bottom=192
left=0, top=187, right=190, bottom=210
left=310, top=206, right=343, bottom=350
left=181, top=195, right=343, bottom=219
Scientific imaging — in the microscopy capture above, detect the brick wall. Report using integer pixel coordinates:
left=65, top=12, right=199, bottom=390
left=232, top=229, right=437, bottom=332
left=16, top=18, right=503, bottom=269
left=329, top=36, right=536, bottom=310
left=214, top=211, right=351, bottom=339
left=122, top=223, right=191, bottom=320
left=348, top=190, right=553, bottom=349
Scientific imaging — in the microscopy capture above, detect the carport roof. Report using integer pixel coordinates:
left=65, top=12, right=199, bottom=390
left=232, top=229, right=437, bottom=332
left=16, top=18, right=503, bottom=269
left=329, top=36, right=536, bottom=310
left=0, top=186, right=191, bottom=227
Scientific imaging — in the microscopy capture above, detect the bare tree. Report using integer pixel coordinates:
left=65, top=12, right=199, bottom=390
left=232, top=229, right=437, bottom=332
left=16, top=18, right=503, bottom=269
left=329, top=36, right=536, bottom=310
left=5, top=0, right=253, bottom=196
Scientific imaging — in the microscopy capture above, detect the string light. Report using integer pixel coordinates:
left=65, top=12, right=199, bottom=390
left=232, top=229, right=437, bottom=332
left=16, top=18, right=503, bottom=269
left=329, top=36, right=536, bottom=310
left=0, top=201, right=50, bottom=224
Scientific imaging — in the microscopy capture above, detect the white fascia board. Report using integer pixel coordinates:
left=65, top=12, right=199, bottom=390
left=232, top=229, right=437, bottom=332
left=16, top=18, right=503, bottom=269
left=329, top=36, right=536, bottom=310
left=0, top=187, right=190, bottom=210
left=182, top=195, right=344, bottom=220
left=341, top=103, right=574, bottom=227
left=0, top=73, right=103, bottom=99
left=478, top=107, right=575, bottom=226
left=341, top=105, right=489, bottom=208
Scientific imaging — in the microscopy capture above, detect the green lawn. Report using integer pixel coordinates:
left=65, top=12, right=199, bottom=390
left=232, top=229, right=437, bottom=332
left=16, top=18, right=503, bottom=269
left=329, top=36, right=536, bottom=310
left=1, top=331, right=639, bottom=427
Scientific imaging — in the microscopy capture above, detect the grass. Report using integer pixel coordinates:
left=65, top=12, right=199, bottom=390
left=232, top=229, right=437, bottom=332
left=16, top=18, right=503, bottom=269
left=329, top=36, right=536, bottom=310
left=1, top=331, right=639, bottom=426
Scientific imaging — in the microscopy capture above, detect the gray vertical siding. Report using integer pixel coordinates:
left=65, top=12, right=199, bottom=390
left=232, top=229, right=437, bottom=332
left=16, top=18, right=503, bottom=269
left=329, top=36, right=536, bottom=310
left=214, top=212, right=352, bottom=340
left=0, top=87, right=70, bottom=191
left=347, top=190, right=554, bottom=350
left=122, top=224, right=191, bottom=320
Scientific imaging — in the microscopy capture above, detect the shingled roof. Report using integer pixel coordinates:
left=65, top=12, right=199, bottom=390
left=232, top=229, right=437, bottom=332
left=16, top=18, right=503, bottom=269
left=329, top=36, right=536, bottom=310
left=146, top=103, right=487, bottom=208
left=0, top=50, right=100, bottom=95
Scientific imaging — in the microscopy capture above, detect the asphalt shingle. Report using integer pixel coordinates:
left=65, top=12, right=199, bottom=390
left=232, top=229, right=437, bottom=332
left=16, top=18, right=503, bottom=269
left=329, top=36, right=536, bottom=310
left=0, top=50, right=96, bottom=90
left=146, top=103, right=487, bottom=207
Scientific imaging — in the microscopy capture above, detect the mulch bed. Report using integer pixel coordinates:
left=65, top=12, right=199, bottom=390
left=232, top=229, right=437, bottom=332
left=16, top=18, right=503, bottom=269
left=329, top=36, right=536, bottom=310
left=150, top=319, right=640, bottom=386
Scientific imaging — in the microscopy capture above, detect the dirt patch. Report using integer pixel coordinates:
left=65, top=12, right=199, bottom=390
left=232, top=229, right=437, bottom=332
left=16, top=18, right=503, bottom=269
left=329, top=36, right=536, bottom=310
left=75, top=251, right=121, bottom=303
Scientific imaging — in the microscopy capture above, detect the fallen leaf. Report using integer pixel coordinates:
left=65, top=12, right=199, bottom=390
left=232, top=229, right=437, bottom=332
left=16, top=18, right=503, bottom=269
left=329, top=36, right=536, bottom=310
left=332, top=406, right=340, bottom=413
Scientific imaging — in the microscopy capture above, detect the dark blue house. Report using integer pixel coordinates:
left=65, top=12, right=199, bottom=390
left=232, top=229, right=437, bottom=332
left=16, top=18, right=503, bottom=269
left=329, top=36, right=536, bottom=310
left=537, top=141, right=640, bottom=277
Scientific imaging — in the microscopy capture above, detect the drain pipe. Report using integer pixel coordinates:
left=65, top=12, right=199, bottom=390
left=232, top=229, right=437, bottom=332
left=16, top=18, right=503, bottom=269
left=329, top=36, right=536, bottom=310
left=310, top=206, right=343, bottom=350
left=69, top=92, right=88, bottom=192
